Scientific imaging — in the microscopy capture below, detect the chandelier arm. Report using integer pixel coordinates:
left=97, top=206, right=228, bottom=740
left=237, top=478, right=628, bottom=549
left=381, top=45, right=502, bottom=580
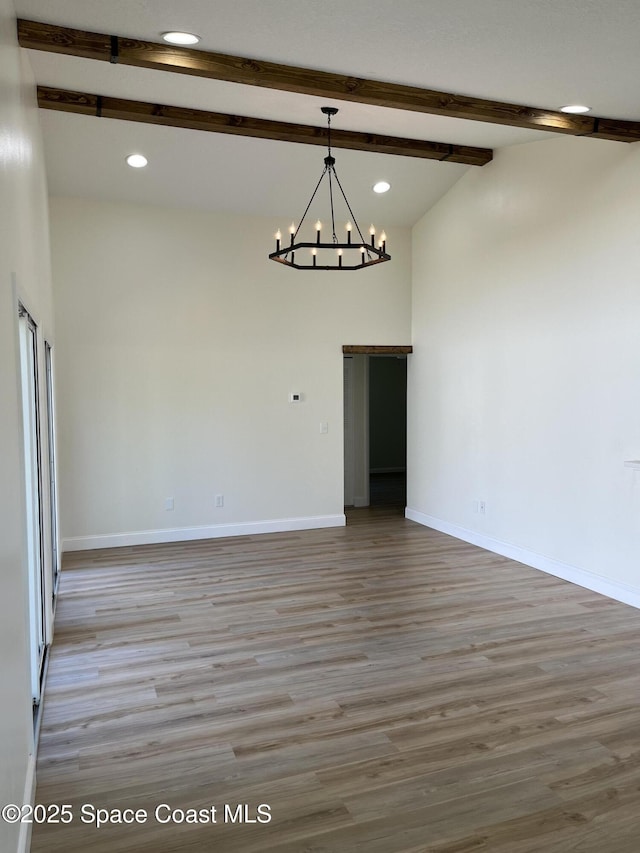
left=292, top=165, right=328, bottom=245
left=332, top=166, right=372, bottom=257
left=327, top=166, right=338, bottom=243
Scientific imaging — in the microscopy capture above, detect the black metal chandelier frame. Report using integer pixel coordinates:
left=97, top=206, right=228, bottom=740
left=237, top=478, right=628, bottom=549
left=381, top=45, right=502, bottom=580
left=269, top=107, right=391, bottom=271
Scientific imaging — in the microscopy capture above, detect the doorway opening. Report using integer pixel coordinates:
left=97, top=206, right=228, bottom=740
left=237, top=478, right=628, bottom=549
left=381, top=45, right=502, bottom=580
left=343, top=345, right=410, bottom=513
left=369, top=355, right=407, bottom=508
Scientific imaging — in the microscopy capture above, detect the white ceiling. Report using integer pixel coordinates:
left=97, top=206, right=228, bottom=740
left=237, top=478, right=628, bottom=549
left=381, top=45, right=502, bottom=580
left=15, top=0, right=640, bottom=226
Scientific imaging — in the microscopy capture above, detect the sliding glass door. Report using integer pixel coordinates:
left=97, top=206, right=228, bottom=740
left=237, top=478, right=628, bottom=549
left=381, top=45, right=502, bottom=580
left=18, top=305, right=47, bottom=706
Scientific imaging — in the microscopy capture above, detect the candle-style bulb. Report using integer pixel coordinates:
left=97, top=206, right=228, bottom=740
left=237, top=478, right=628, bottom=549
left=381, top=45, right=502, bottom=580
left=289, top=222, right=296, bottom=234
left=369, top=224, right=375, bottom=235
left=315, top=220, right=322, bottom=231
left=346, top=222, right=352, bottom=232
left=380, top=231, right=387, bottom=242
left=337, top=249, right=343, bottom=256
left=275, top=229, right=282, bottom=240
left=311, top=248, right=317, bottom=256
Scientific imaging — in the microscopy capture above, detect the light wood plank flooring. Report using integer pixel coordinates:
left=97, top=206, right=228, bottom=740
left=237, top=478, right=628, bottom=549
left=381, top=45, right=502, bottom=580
left=32, top=507, right=640, bottom=852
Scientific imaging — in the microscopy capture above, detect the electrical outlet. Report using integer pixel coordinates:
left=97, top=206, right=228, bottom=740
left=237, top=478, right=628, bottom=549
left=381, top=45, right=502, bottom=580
left=479, top=500, right=486, bottom=515
left=215, top=494, right=224, bottom=508
left=320, top=422, right=328, bottom=434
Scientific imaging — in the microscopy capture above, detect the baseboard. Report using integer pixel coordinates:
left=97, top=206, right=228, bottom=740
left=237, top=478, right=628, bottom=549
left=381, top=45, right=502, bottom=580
left=62, top=514, right=346, bottom=552
left=405, top=507, right=640, bottom=611
left=16, top=753, right=36, bottom=853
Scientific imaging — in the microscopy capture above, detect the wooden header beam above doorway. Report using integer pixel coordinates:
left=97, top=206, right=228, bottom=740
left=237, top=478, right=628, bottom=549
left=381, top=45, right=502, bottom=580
left=17, top=19, right=640, bottom=144
left=35, top=87, right=492, bottom=165
left=343, top=345, right=413, bottom=355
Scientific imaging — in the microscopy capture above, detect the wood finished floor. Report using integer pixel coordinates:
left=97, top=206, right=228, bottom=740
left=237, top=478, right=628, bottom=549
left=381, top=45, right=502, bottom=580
left=32, top=507, right=640, bottom=852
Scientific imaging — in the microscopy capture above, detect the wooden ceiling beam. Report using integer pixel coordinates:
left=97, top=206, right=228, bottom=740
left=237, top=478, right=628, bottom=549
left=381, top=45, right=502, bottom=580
left=36, top=87, right=493, bottom=166
left=343, top=345, right=412, bottom=354
left=18, top=18, right=640, bottom=143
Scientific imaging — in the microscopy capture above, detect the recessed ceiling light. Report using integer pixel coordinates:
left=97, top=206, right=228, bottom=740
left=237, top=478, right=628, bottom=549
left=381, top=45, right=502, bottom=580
left=559, top=104, right=591, bottom=114
left=161, top=31, right=201, bottom=45
left=126, top=153, right=148, bottom=168
left=373, top=181, right=391, bottom=194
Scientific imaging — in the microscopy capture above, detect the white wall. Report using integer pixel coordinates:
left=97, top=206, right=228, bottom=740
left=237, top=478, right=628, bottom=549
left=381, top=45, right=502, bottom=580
left=0, top=1, right=55, bottom=850
left=50, top=198, right=411, bottom=548
left=349, top=353, right=370, bottom=507
left=408, top=135, right=640, bottom=604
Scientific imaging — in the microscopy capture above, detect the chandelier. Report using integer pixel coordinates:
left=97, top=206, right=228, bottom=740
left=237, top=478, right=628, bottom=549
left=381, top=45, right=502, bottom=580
left=269, top=107, right=391, bottom=271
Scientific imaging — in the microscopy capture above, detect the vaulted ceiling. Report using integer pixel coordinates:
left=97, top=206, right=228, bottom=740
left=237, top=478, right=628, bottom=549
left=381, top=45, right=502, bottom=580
left=15, top=0, right=640, bottom=226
